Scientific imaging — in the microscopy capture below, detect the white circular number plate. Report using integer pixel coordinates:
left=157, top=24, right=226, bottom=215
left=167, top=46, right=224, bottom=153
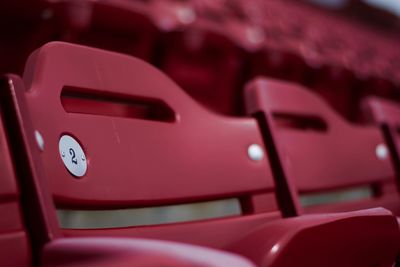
left=59, top=135, right=87, bottom=177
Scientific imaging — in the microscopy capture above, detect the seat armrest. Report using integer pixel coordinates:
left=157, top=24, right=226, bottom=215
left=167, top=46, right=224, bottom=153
left=229, top=208, right=400, bottom=267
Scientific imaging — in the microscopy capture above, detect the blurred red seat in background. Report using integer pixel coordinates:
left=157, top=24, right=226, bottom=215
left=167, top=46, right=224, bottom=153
left=244, top=78, right=400, bottom=215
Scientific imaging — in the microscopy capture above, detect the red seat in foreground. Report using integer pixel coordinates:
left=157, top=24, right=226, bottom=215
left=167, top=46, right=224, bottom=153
left=0, top=82, right=256, bottom=265
left=244, top=78, right=400, bottom=215
left=0, top=42, right=399, bottom=266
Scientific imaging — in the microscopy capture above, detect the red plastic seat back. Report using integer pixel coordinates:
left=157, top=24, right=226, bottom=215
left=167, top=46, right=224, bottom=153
left=362, top=96, right=400, bottom=189
left=2, top=73, right=260, bottom=266
left=0, top=80, right=31, bottom=266
left=18, top=42, right=285, bottom=247
left=23, top=42, right=274, bottom=206
left=245, top=78, right=399, bottom=214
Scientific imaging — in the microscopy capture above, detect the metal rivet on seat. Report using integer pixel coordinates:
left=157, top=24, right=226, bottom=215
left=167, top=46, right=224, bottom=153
left=248, top=144, right=264, bottom=161
left=376, top=143, right=389, bottom=160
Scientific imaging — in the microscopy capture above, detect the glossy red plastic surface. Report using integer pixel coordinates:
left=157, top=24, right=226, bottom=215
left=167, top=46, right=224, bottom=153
left=42, top=237, right=256, bottom=267
left=4, top=42, right=400, bottom=267
left=23, top=42, right=274, bottom=208
left=3, top=72, right=259, bottom=267
left=245, top=78, right=400, bottom=214
left=0, top=80, right=31, bottom=266
left=60, top=208, right=400, bottom=267
left=362, top=97, right=400, bottom=189
left=229, top=208, right=400, bottom=267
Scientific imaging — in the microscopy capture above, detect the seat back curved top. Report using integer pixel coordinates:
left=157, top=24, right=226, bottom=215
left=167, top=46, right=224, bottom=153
left=244, top=78, right=399, bottom=213
left=22, top=42, right=274, bottom=209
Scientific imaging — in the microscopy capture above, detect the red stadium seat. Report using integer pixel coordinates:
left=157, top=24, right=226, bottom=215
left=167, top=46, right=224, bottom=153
left=0, top=79, right=31, bottom=266
left=244, top=78, right=400, bottom=215
left=362, top=97, right=400, bottom=192
left=0, top=42, right=399, bottom=266
left=0, top=77, right=256, bottom=265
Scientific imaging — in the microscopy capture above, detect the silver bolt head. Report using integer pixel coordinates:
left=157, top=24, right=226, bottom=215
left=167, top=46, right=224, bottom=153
left=248, top=144, right=264, bottom=161
left=376, top=143, right=389, bottom=160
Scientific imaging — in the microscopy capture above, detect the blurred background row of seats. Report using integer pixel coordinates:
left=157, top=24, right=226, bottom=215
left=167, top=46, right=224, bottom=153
left=2, top=0, right=400, bottom=120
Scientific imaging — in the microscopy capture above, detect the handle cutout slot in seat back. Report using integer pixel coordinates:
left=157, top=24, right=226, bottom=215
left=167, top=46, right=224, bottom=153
left=61, top=86, right=176, bottom=122
left=272, top=113, right=328, bottom=132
